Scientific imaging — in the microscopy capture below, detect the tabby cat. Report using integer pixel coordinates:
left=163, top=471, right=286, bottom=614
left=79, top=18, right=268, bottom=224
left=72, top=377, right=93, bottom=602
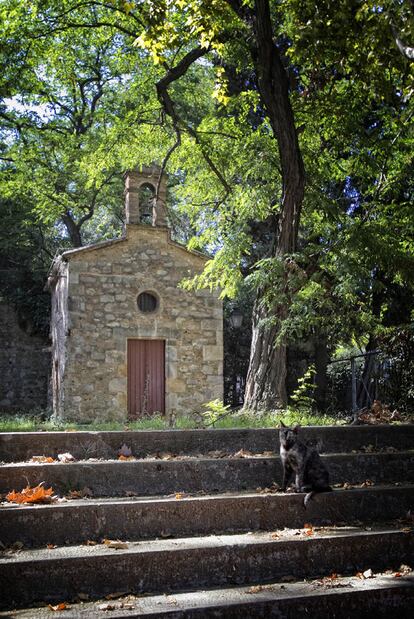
left=279, top=422, right=332, bottom=507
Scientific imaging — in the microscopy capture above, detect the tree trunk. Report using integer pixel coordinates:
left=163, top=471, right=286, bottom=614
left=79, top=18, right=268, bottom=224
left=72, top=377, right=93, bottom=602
left=244, top=299, right=287, bottom=410
left=61, top=212, right=83, bottom=247
left=239, top=0, right=305, bottom=410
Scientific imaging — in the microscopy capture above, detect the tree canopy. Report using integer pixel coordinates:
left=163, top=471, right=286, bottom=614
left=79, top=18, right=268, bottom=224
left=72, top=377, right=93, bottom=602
left=1, top=0, right=413, bottom=409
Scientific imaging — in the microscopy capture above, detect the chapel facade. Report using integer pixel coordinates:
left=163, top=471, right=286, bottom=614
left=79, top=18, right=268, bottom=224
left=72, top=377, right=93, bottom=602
left=47, top=166, right=223, bottom=422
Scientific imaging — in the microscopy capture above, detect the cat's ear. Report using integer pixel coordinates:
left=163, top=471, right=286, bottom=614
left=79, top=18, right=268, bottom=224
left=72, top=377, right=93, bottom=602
left=293, top=425, right=300, bottom=433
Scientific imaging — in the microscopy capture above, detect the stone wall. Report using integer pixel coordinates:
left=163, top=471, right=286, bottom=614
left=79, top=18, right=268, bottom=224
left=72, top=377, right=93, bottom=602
left=0, top=300, right=50, bottom=411
left=51, top=225, right=223, bottom=422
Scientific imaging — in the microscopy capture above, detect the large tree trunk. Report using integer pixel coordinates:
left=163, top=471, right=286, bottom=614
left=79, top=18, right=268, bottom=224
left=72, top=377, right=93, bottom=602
left=236, top=0, right=305, bottom=410
left=61, top=212, right=83, bottom=247
left=244, top=301, right=288, bottom=409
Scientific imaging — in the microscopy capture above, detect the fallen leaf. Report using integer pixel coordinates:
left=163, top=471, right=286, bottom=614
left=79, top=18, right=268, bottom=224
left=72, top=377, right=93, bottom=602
left=175, top=493, right=185, bottom=500
left=47, top=544, right=57, bottom=550
left=105, top=592, right=127, bottom=600
left=246, top=585, right=264, bottom=594
left=360, top=479, right=374, bottom=488
left=66, top=487, right=92, bottom=498
left=303, top=523, right=314, bottom=536
left=118, top=454, right=135, bottom=461
left=356, top=572, right=365, bottom=579
left=31, top=456, right=55, bottom=463
left=66, top=489, right=83, bottom=499
left=159, top=452, right=175, bottom=460
left=85, top=540, right=97, bottom=546
left=270, top=532, right=279, bottom=539
left=57, top=453, right=75, bottom=463
left=6, top=483, right=56, bottom=504
left=207, top=450, right=226, bottom=458
left=48, top=602, right=68, bottom=611
left=103, top=538, right=128, bottom=550
left=98, top=600, right=135, bottom=610
left=98, top=603, right=115, bottom=611
left=232, top=449, right=253, bottom=458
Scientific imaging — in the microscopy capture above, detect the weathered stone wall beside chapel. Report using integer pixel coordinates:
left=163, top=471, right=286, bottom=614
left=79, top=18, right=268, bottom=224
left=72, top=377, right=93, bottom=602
left=0, top=300, right=49, bottom=411
left=52, top=225, right=223, bottom=422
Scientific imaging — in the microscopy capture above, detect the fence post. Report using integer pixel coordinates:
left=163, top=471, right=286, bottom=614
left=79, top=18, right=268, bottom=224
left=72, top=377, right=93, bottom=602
left=351, top=357, right=357, bottom=412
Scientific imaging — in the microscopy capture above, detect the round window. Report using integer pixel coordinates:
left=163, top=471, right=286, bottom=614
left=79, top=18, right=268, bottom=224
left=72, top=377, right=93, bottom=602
left=137, top=292, right=158, bottom=313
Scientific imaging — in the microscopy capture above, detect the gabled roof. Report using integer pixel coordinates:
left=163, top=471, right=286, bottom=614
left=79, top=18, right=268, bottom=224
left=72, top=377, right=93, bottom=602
left=58, top=226, right=209, bottom=262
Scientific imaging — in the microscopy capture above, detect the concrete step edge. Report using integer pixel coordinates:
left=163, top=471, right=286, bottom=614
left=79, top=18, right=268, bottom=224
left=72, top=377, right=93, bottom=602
left=1, top=528, right=412, bottom=610
left=1, top=425, right=413, bottom=462
left=0, top=527, right=410, bottom=565
left=2, top=572, right=413, bottom=618
left=1, top=485, right=413, bottom=549
left=1, top=452, right=413, bottom=497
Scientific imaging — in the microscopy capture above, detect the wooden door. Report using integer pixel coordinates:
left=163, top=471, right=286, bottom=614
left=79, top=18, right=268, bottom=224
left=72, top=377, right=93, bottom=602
left=127, top=339, right=165, bottom=418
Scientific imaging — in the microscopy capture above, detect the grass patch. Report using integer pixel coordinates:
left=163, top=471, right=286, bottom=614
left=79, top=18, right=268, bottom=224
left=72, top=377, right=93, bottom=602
left=210, top=409, right=343, bottom=429
left=0, top=408, right=344, bottom=433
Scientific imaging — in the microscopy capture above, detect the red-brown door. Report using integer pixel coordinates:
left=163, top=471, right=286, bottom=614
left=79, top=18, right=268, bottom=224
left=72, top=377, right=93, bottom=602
left=127, top=339, right=165, bottom=418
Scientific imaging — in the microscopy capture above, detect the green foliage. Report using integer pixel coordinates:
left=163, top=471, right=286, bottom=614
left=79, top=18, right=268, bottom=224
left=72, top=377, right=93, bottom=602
left=378, top=325, right=414, bottom=412
left=1, top=0, right=413, bottom=401
left=201, top=399, right=231, bottom=426
left=290, top=364, right=317, bottom=411
left=0, top=408, right=342, bottom=433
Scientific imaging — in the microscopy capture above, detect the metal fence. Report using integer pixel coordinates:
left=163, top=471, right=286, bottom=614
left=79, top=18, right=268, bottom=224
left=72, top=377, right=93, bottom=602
left=325, top=349, right=411, bottom=415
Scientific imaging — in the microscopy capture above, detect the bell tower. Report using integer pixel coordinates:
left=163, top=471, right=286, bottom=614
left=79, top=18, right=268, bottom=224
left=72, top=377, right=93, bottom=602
left=124, top=164, right=168, bottom=227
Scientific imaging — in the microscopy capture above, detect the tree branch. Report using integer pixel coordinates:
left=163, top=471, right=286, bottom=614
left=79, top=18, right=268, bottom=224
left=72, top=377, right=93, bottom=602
left=154, top=46, right=213, bottom=198
left=392, top=26, right=414, bottom=60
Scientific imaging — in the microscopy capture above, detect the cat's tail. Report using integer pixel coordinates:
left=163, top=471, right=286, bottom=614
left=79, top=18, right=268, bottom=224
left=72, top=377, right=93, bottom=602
left=303, top=486, right=333, bottom=508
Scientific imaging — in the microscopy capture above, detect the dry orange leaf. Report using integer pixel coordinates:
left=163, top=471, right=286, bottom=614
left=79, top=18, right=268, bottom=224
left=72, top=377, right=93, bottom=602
left=48, top=602, right=67, bottom=611
left=303, top=523, right=314, bottom=536
left=47, top=544, right=57, bottom=550
left=118, top=455, right=135, bottom=461
left=31, top=456, right=55, bottom=463
left=103, top=538, right=128, bottom=549
left=6, top=483, right=55, bottom=504
left=175, top=492, right=185, bottom=500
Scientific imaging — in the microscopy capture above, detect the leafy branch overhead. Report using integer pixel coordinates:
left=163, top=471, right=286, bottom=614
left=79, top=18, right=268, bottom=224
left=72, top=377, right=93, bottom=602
left=1, top=0, right=413, bottom=410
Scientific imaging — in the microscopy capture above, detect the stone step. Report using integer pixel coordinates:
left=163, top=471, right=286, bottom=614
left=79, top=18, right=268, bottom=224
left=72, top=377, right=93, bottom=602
left=1, top=452, right=413, bottom=497
left=3, top=573, right=413, bottom=618
left=1, top=425, right=413, bottom=463
left=1, top=486, right=412, bottom=548
left=0, top=527, right=412, bottom=609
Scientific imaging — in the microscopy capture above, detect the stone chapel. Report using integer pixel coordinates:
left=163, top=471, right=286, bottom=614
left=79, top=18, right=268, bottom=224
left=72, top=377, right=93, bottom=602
left=47, top=166, right=223, bottom=422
